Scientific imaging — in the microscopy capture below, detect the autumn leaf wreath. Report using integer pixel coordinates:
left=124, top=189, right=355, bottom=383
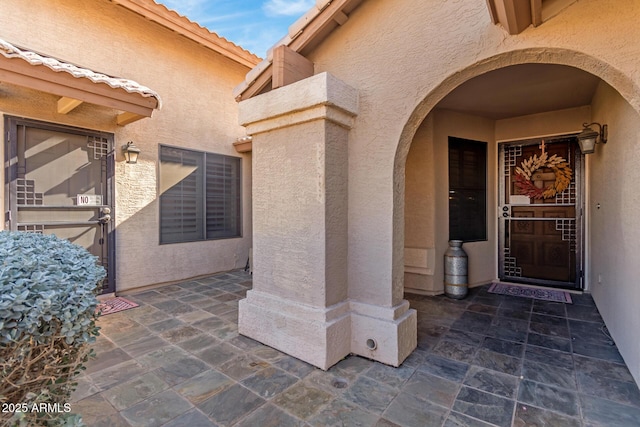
left=514, top=152, right=572, bottom=199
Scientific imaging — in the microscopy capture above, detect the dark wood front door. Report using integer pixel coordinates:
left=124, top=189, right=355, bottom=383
left=499, top=136, right=583, bottom=289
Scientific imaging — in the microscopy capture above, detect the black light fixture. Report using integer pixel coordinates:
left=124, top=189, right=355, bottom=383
left=577, top=122, right=607, bottom=154
left=122, top=141, right=141, bottom=164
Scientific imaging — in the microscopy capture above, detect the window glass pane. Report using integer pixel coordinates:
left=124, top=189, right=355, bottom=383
left=449, top=137, right=487, bottom=242
left=159, top=145, right=241, bottom=244
left=159, top=146, right=204, bottom=243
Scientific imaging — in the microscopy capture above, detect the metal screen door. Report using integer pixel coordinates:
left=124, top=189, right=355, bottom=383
left=4, top=116, right=115, bottom=294
left=498, top=136, right=584, bottom=290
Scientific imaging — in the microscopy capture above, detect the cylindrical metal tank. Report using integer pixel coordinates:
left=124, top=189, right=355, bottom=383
left=444, top=240, right=468, bottom=299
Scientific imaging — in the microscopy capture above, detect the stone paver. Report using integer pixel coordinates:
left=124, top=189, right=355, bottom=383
left=71, top=270, right=640, bottom=426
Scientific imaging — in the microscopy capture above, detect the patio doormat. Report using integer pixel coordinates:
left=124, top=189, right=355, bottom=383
left=97, top=297, right=139, bottom=315
left=488, top=283, right=572, bottom=303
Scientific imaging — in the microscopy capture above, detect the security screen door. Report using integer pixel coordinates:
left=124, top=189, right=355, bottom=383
left=4, top=116, right=115, bottom=293
left=498, top=136, right=584, bottom=290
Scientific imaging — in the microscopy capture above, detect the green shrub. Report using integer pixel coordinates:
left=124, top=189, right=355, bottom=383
left=0, top=231, right=106, bottom=426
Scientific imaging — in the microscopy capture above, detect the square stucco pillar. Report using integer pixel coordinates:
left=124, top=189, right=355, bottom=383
left=237, top=73, right=356, bottom=370
left=238, top=72, right=416, bottom=370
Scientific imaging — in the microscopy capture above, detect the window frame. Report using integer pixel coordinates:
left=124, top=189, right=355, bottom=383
left=159, top=144, right=242, bottom=244
left=448, top=137, right=487, bottom=243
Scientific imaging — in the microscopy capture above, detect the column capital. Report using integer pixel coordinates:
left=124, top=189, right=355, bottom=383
left=239, top=72, right=358, bottom=134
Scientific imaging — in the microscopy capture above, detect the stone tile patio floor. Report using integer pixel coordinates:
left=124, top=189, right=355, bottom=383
left=72, top=269, right=640, bottom=427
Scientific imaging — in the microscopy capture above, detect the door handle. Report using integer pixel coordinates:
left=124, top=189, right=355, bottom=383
left=98, top=207, right=111, bottom=223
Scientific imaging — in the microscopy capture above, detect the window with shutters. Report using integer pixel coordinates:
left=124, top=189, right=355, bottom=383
left=159, top=145, right=241, bottom=244
left=448, top=137, right=487, bottom=242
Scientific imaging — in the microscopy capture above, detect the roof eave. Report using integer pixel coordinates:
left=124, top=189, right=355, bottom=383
left=234, top=0, right=365, bottom=101
left=112, top=0, right=261, bottom=69
left=1, top=38, right=161, bottom=125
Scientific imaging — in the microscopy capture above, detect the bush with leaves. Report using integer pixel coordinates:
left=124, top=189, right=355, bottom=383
left=0, top=231, right=105, bottom=426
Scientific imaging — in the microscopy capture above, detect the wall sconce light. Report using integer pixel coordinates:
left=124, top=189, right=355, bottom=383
left=577, top=122, right=607, bottom=154
left=122, top=141, right=141, bottom=164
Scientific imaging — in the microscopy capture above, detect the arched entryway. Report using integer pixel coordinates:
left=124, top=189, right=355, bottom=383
left=396, top=48, right=640, bottom=383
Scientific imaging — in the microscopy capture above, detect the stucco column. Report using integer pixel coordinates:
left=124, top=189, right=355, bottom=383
left=237, top=73, right=355, bottom=369
left=238, top=72, right=416, bottom=369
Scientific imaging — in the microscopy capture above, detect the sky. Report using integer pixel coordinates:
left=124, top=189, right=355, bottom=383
left=157, top=0, right=315, bottom=58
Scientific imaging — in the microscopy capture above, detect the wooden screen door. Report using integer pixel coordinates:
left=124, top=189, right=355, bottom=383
left=4, top=116, right=115, bottom=294
left=498, top=136, right=584, bottom=290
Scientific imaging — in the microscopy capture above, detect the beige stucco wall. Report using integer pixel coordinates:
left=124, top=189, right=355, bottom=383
left=434, top=110, right=497, bottom=289
left=404, top=115, right=436, bottom=292
left=0, top=0, right=252, bottom=291
left=297, top=0, right=640, bottom=381
left=251, top=118, right=349, bottom=307
left=496, top=106, right=591, bottom=142
left=588, top=80, right=640, bottom=384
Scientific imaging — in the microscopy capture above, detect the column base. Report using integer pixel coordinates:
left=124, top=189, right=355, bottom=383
left=350, top=300, right=417, bottom=367
left=238, top=290, right=351, bottom=370
left=239, top=291, right=417, bottom=369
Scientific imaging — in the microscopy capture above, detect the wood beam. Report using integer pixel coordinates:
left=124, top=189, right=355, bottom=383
left=237, top=65, right=273, bottom=102
left=116, top=112, right=146, bottom=126
left=333, top=11, right=349, bottom=26
left=233, top=137, right=252, bottom=153
left=490, top=0, right=533, bottom=35
left=272, top=45, right=314, bottom=90
left=485, top=0, right=499, bottom=24
left=288, top=0, right=353, bottom=53
left=57, top=97, right=83, bottom=114
left=530, top=0, right=542, bottom=26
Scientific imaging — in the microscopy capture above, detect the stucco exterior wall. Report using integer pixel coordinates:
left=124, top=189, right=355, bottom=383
left=433, top=110, right=497, bottom=289
left=0, top=0, right=252, bottom=291
left=496, top=106, right=591, bottom=142
left=295, top=0, right=640, bottom=379
left=404, top=115, right=436, bottom=292
left=251, top=118, right=348, bottom=307
left=588, top=81, right=640, bottom=384
left=404, top=110, right=496, bottom=294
